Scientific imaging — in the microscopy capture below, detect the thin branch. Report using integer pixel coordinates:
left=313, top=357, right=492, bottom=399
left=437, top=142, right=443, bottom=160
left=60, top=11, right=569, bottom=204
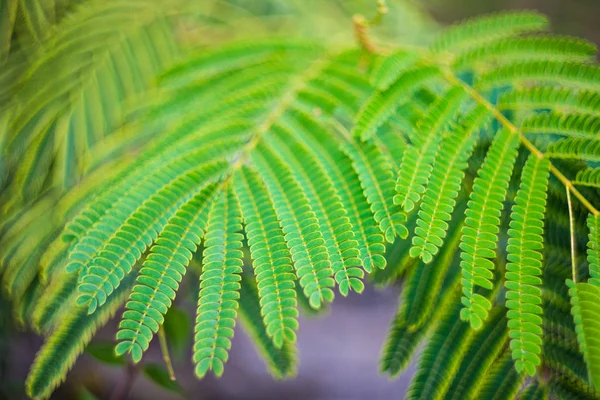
left=350, top=17, right=599, bottom=216
left=566, top=186, right=578, bottom=283
left=353, top=0, right=388, bottom=54
left=158, top=326, right=176, bottom=381
left=442, top=70, right=600, bottom=217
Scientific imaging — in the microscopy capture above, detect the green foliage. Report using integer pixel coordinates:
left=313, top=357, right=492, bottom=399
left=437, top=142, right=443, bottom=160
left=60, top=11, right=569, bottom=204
left=429, top=11, right=548, bottom=54
left=476, top=349, right=525, bottom=400
left=547, top=138, right=600, bottom=162
left=401, top=217, right=462, bottom=329
left=379, top=312, right=427, bottom=377
left=406, top=298, right=474, bottom=400
left=476, top=60, right=600, bottom=91
left=238, top=274, right=296, bottom=379
left=499, top=87, right=600, bottom=116
left=394, top=86, right=467, bottom=216
left=575, top=169, right=600, bottom=189
left=568, top=281, right=600, bottom=388
left=353, top=66, right=439, bottom=141
left=86, top=340, right=125, bottom=366
left=521, top=112, right=600, bottom=138
left=446, top=307, right=508, bottom=400
left=115, top=183, right=219, bottom=362
left=409, top=104, right=489, bottom=262
left=519, top=381, right=548, bottom=400
left=26, top=273, right=135, bottom=399
left=587, top=215, right=600, bottom=286
left=453, top=36, right=596, bottom=69
left=1, top=3, right=600, bottom=399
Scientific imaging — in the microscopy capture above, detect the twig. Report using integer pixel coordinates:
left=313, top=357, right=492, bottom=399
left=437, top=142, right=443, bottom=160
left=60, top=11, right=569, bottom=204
left=353, top=0, right=388, bottom=54
left=567, top=186, right=578, bottom=283
left=443, top=70, right=600, bottom=217
left=349, top=13, right=599, bottom=217
left=158, top=326, right=177, bottom=381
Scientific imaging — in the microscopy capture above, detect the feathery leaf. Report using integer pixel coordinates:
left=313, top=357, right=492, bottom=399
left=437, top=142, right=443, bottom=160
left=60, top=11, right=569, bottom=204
left=505, top=155, right=550, bottom=376
left=233, top=166, right=298, bottom=348
left=460, top=128, right=520, bottom=329
left=116, top=183, right=219, bottom=362
left=353, top=66, right=439, bottom=141
left=394, top=86, right=468, bottom=217
left=343, top=139, right=408, bottom=243
left=568, top=280, right=600, bottom=388
left=193, top=187, right=244, bottom=378
left=410, top=104, right=490, bottom=262
left=587, top=215, right=600, bottom=287
left=238, top=275, right=296, bottom=378
left=430, top=11, right=548, bottom=54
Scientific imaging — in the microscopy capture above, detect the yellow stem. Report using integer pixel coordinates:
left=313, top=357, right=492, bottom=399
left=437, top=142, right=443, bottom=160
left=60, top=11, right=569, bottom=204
left=352, top=0, right=388, bottom=54
left=158, top=327, right=176, bottom=381
left=442, top=70, right=600, bottom=217
left=566, top=186, right=578, bottom=283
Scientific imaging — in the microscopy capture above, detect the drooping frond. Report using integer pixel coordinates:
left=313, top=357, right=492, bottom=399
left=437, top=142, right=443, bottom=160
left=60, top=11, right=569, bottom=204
left=370, top=50, right=420, bottom=91
left=5, top=0, right=184, bottom=197
left=193, top=187, right=243, bottom=378
left=282, top=111, right=386, bottom=273
left=38, top=236, right=70, bottom=283
left=587, top=215, right=600, bottom=286
left=453, top=35, right=596, bottom=69
left=116, top=184, right=219, bottom=362
left=549, top=375, right=600, bottom=400
left=353, top=66, right=440, bottom=141
left=410, top=104, right=490, bottom=262
left=445, top=307, right=508, bottom=400
left=233, top=166, right=298, bottom=348
left=401, top=220, right=462, bottom=329
left=546, top=138, right=600, bottom=162
left=477, top=61, right=600, bottom=91
left=26, top=273, right=135, bottom=400
left=266, top=126, right=363, bottom=296
left=575, top=169, right=600, bottom=189
left=252, top=143, right=335, bottom=309
left=0, top=0, right=19, bottom=59
left=499, top=87, right=600, bottom=116
left=460, top=128, right=520, bottom=329
left=13, top=276, right=42, bottom=328
left=342, top=139, right=408, bottom=243
left=0, top=0, right=61, bottom=58
left=1, top=225, right=56, bottom=299
left=32, top=276, right=77, bottom=333
left=405, top=299, right=475, bottom=400
left=238, top=274, right=296, bottom=379
left=64, top=129, right=245, bottom=276
left=519, top=381, right=548, bottom=400
left=543, top=304, right=588, bottom=381
left=76, top=161, right=228, bottom=314
left=394, top=86, right=467, bottom=216
left=522, top=112, right=600, bottom=138
left=568, top=280, right=600, bottom=388
left=475, top=349, right=525, bottom=400
left=505, top=155, right=550, bottom=376
left=379, top=311, right=427, bottom=377
left=429, top=11, right=548, bottom=54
